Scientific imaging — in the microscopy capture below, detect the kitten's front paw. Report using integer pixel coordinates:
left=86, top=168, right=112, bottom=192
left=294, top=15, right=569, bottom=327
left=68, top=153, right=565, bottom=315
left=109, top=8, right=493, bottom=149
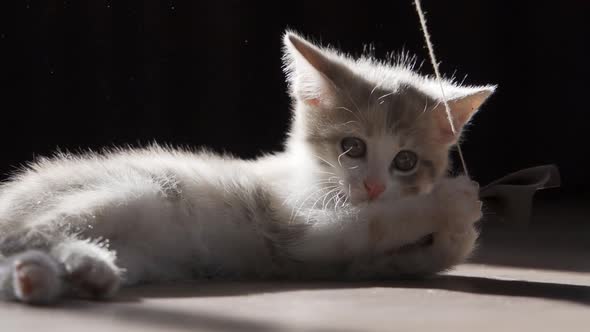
left=10, top=251, right=62, bottom=304
left=432, top=176, right=482, bottom=231
left=63, top=254, right=121, bottom=299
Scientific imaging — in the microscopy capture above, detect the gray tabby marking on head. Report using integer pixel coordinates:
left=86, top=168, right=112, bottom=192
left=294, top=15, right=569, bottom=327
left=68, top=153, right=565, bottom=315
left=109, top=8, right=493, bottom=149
left=283, top=31, right=495, bottom=202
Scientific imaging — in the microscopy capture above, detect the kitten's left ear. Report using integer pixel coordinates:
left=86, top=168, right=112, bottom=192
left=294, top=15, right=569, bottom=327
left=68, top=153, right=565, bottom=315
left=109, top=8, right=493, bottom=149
left=434, top=86, right=496, bottom=144
left=283, top=32, right=353, bottom=107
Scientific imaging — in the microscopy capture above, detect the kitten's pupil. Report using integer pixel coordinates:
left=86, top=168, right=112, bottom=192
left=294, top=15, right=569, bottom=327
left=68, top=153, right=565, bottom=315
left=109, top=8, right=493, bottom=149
left=392, top=150, right=418, bottom=172
left=341, top=137, right=366, bottom=158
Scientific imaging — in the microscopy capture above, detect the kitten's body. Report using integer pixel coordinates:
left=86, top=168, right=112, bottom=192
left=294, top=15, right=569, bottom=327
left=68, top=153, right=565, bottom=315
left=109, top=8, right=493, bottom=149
left=0, top=33, right=492, bottom=304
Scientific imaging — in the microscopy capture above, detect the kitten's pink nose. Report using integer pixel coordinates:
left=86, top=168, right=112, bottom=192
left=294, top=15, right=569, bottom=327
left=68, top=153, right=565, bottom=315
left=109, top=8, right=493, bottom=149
left=364, top=180, right=385, bottom=200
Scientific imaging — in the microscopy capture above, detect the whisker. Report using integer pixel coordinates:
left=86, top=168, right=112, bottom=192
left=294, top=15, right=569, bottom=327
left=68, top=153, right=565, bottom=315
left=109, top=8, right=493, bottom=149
left=325, top=187, right=343, bottom=209
left=322, top=186, right=340, bottom=209
left=291, top=185, right=339, bottom=223
left=337, top=147, right=352, bottom=167
left=281, top=178, right=340, bottom=207
left=339, top=120, right=360, bottom=129
left=421, top=98, right=429, bottom=114
left=368, top=83, right=380, bottom=112
left=344, top=184, right=351, bottom=206
left=334, top=106, right=364, bottom=123
left=315, top=170, right=337, bottom=176
left=288, top=186, right=329, bottom=222
left=312, top=188, right=338, bottom=210
left=333, top=190, right=345, bottom=209
left=370, top=84, right=381, bottom=97
left=312, top=154, right=338, bottom=169
left=306, top=187, right=341, bottom=223
left=341, top=87, right=362, bottom=113
left=368, top=79, right=388, bottom=115
left=325, top=189, right=341, bottom=210
left=377, top=91, right=395, bottom=101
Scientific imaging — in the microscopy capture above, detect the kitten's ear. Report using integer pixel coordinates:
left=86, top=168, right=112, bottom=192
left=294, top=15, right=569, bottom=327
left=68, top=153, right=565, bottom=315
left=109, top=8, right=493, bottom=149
left=283, top=32, right=350, bottom=107
left=434, top=86, right=496, bottom=144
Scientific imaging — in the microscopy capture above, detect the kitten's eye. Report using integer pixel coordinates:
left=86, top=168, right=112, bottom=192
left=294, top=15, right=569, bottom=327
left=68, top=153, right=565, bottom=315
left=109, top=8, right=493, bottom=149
left=341, top=137, right=366, bottom=158
left=392, top=150, right=418, bottom=172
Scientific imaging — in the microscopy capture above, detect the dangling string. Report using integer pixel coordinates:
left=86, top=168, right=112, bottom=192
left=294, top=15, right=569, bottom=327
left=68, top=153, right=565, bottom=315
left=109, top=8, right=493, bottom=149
left=413, top=0, right=560, bottom=226
left=413, top=0, right=469, bottom=178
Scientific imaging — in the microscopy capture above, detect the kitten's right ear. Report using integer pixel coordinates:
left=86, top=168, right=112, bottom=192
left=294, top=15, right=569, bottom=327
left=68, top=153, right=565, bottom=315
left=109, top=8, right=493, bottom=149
left=283, top=32, right=348, bottom=107
left=433, top=86, right=496, bottom=144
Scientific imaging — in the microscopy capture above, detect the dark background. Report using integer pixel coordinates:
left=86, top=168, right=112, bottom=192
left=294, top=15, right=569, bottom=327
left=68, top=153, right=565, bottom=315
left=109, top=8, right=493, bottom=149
left=0, top=1, right=588, bottom=197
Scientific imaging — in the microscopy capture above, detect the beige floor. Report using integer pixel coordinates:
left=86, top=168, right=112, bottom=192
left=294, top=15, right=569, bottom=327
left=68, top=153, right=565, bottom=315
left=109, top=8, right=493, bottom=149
left=1, top=199, right=589, bottom=332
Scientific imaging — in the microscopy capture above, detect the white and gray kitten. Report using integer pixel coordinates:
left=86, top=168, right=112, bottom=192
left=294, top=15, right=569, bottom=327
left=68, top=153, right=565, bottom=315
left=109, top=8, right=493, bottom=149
left=0, top=32, right=493, bottom=304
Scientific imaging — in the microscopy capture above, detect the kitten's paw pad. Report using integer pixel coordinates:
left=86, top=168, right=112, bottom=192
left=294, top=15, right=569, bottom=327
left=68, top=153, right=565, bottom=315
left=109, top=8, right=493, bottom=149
left=11, top=251, right=62, bottom=304
left=434, top=176, right=482, bottom=229
left=64, top=255, right=121, bottom=299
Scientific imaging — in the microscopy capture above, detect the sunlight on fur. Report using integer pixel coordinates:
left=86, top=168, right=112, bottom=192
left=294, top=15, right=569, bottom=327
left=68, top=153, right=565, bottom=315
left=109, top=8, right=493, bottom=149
left=0, top=31, right=493, bottom=304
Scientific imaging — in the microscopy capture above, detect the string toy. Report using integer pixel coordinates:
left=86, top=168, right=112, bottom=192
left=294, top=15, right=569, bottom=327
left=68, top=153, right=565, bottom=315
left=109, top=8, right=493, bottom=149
left=413, top=0, right=469, bottom=178
left=411, top=0, right=560, bottom=225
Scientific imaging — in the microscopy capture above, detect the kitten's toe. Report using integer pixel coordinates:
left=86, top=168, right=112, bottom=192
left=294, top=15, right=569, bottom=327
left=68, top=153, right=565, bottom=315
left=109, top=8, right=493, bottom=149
left=11, top=251, right=62, bottom=305
left=64, top=255, right=121, bottom=299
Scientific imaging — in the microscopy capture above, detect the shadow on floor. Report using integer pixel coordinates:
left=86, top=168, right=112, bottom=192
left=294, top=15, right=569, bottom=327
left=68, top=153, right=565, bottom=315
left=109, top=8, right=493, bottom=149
left=56, top=296, right=350, bottom=332
left=395, top=275, right=590, bottom=305
left=118, top=273, right=590, bottom=306
left=49, top=274, right=588, bottom=332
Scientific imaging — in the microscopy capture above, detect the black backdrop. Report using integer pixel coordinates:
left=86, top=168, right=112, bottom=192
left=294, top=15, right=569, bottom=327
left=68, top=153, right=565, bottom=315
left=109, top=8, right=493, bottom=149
left=1, top=1, right=589, bottom=197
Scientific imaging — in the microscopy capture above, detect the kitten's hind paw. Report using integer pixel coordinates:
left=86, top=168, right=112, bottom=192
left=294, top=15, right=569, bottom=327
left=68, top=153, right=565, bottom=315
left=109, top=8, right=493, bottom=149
left=10, top=251, right=63, bottom=305
left=63, top=254, right=121, bottom=299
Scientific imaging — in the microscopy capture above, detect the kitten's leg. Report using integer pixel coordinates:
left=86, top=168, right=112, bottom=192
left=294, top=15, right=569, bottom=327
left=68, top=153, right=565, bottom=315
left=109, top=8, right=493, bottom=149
left=0, top=251, right=63, bottom=304
left=393, top=176, right=482, bottom=275
left=51, top=240, right=122, bottom=299
left=286, top=185, right=455, bottom=267
left=352, top=176, right=482, bottom=277
left=396, top=225, right=479, bottom=275
left=357, top=226, right=478, bottom=278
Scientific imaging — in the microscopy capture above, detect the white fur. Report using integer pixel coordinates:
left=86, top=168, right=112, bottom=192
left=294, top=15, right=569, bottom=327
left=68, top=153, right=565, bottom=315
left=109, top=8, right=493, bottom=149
left=0, top=32, right=488, bottom=304
left=0, top=146, right=479, bottom=283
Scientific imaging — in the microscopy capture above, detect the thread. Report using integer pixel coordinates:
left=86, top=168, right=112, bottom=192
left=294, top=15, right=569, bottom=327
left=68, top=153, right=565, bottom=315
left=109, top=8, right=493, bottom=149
left=414, top=0, right=469, bottom=177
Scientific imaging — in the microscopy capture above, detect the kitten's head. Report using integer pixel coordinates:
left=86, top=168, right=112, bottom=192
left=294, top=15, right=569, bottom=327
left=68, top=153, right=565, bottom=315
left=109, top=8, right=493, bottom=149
left=283, top=32, right=495, bottom=205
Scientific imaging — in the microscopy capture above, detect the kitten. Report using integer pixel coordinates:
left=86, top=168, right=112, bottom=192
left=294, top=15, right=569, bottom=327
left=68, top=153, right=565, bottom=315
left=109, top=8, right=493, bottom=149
left=0, top=32, right=493, bottom=304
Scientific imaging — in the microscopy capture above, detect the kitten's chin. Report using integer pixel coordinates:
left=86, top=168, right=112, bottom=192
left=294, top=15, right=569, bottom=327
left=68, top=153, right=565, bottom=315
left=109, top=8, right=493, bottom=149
left=347, top=187, right=418, bottom=206
left=350, top=189, right=421, bottom=206
left=348, top=194, right=383, bottom=206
